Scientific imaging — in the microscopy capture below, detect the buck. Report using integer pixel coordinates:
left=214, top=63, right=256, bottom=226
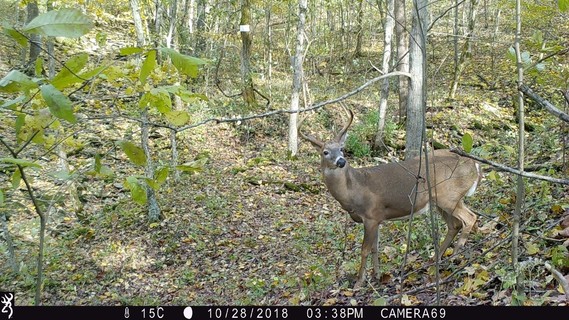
left=298, top=106, right=481, bottom=288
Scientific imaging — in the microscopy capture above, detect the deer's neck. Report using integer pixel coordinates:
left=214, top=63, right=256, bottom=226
left=322, top=165, right=357, bottom=211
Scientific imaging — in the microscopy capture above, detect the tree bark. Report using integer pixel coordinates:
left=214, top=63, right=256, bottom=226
left=130, top=0, right=146, bottom=47
left=449, top=0, right=479, bottom=99
left=195, top=0, right=207, bottom=54
left=512, top=0, right=525, bottom=302
left=374, top=0, right=395, bottom=149
left=289, top=0, right=307, bottom=158
left=141, top=108, right=161, bottom=222
left=405, top=0, right=428, bottom=160
left=354, top=0, right=365, bottom=57
left=240, top=0, right=257, bottom=107
left=26, top=1, right=41, bottom=72
left=395, top=0, right=409, bottom=122
left=166, top=0, right=178, bottom=49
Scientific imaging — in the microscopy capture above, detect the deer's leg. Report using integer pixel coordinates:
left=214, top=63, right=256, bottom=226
left=438, top=207, right=462, bottom=260
left=355, top=219, right=380, bottom=288
left=453, top=201, right=477, bottom=251
left=371, top=222, right=381, bottom=281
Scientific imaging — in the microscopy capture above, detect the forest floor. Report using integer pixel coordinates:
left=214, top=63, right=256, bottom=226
left=1, top=5, right=569, bottom=307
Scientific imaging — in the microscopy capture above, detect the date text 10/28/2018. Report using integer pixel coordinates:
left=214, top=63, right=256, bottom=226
left=206, top=307, right=447, bottom=319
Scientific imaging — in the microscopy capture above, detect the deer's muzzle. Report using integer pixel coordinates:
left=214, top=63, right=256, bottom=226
left=336, top=157, right=346, bottom=168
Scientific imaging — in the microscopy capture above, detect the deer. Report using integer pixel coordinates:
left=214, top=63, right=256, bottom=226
left=298, top=105, right=481, bottom=288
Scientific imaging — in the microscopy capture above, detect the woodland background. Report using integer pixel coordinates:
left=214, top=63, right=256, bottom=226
left=0, top=0, right=569, bottom=306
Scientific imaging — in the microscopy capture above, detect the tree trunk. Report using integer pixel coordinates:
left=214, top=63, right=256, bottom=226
left=26, top=1, right=41, bottom=72
left=265, top=1, right=272, bottom=96
left=166, top=0, right=178, bottom=49
left=374, top=0, right=395, bottom=149
left=195, top=0, right=207, bottom=54
left=154, top=0, right=163, bottom=47
left=449, top=0, right=479, bottom=99
left=141, top=108, right=161, bottom=222
left=289, top=0, right=307, bottom=158
left=395, top=0, right=409, bottom=123
left=130, top=0, right=146, bottom=47
left=354, top=0, right=365, bottom=57
left=405, top=0, right=428, bottom=160
left=512, top=0, right=525, bottom=303
left=240, top=0, right=257, bottom=107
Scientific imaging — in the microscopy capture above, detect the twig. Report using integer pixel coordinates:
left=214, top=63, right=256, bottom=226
left=450, top=149, right=569, bottom=185
left=519, top=84, right=569, bottom=123
left=176, top=71, right=412, bottom=132
left=543, top=261, right=569, bottom=303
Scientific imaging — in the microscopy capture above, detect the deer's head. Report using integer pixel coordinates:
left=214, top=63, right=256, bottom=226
left=298, top=104, right=353, bottom=170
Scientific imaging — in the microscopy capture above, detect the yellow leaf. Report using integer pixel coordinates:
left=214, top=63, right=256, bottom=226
left=526, top=242, right=540, bottom=255
left=323, top=298, right=337, bottom=306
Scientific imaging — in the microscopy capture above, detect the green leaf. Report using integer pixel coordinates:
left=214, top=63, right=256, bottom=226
left=15, top=113, right=25, bottom=142
left=0, top=157, right=42, bottom=168
left=1, top=96, right=26, bottom=110
left=462, top=133, right=473, bottom=153
left=160, top=47, right=206, bottom=78
left=34, top=57, right=43, bottom=77
left=124, top=176, right=147, bottom=205
left=154, top=166, right=169, bottom=186
left=2, top=25, right=28, bottom=46
left=120, top=46, right=144, bottom=56
left=176, top=158, right=207, bottom=173
left=50, top=53, right=89, bottom=89
left=140, top=88, right=172, bottom=113
left=140, top=50, right=157, bottom=84
left=94, top=154, right=102, bottom=173
left=40, top=84, right=77, bottom=123
left=117, top=141, right=147, bottom=166
left=559, top=0, right=569, bottom=11
left=11, top=169, right=21, bottom=189
left=0, top=189, right=4, bottom=206
left=0, top=70, right=38, bottom=93
left=165, top=110, right=190, bottom=126
left=506, top=47, right=516, bottom=63
left=161, top=85, right=208, bottom=102
left=22, top=8, right=93, bottom=38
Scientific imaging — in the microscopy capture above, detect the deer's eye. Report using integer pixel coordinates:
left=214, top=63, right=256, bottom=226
left=340, top=148, right=344, bottom=153
left=323, top=150, right=330, bottom=156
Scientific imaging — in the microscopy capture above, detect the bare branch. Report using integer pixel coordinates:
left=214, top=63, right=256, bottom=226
left=519, top=84, right=569, bottom=123
left=450, top=149, right=569, bottom=185
left=544, top=262, right=569, bottom=303
left=176, top=71, right=412, bottom=132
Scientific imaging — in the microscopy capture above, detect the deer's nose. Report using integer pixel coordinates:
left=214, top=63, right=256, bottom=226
left=336, top=157, right=346, bottom=168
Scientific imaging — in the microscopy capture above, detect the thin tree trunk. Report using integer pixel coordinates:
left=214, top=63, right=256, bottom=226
left=449, top=0, right=479, bottom=99
left=354, top=0, right=365, bottom=57
left=405, top=0, right=428, bottom=160
left=512, top=0, right=525, bottom=303
left=240, top=0, right=257, bottom=106
left=1, top=211, right=17, bottom=272
left=130, top=0, right=146, bottom=47
left=166, top=0, right=178, bottom=49
left=374, top=0, right=395, bottom=149
left=26, top=1, right=41, bottom=72
left=141, top=108, right=161, bottom=222
left=395, top=0, right=409, bottom=123
left=265, top=1, right=272, bottom=96
left=154, top=0, right=163, bottom=46
left=195, top=0, right=206, bottom=54
left=289, top=0, right=307, bottom=158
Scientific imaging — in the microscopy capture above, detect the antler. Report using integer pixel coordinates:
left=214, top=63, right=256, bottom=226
left=297, top=111, right=324, bottom=149
left=334, top=102, right=354, bottom=143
